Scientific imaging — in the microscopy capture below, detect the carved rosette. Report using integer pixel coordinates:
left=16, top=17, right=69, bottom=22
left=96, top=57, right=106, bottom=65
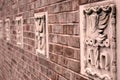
left=80, top=2, right=116, bottom=80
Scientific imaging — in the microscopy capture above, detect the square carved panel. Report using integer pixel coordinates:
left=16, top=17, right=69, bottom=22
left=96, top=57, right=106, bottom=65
left=79, top=1, right=116, bottom=80
left=15, top=16, right=23, bottom=47
left=34, top=12, right=48, bottom=58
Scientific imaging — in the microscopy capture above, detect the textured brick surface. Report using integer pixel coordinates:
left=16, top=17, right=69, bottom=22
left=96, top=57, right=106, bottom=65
left=0, top=0, right=105, bottom=80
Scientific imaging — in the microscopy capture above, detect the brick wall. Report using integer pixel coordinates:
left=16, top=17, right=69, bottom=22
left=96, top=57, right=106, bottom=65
left=0, top=0, right=104, bottom=80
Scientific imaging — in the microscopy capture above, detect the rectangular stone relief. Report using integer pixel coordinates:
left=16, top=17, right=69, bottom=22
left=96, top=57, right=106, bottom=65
left=80, top=1, right=116, bottom=80
left=15, top=16, right=23, bottom=47
left=0, top=20, right=3, bottom=39
left=5, top=18, right=10, bottom=41
left=34, top=12, right=48, bottom=58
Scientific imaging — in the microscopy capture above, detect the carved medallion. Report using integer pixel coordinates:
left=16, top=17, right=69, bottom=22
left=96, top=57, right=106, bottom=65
left=34, top=12, right=48, bottom=58
left=80, top=1, right=116, bottom=80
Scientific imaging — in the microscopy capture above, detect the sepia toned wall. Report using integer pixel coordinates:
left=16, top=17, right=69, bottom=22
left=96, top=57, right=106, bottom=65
left=0, top=0, right=118, bottom=80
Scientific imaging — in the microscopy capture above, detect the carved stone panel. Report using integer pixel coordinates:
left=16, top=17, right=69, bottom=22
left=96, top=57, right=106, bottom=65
left=80, top=1, right=116, bottom=80
left=15, top=16, right=23, bottom=47
left=5, top=18, right=10, bottom=41
left=0, top=20, right=3, bottom=39
left=34, top=12, right=48, bottom=58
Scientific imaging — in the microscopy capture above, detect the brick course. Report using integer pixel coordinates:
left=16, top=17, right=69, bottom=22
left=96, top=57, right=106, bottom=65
left=0, top=0, right=104, bottom=80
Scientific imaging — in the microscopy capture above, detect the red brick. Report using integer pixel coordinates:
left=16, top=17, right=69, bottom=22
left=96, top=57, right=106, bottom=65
left=53, top=44, right=63, bottom=55
left=63, top=47, right=74, bottom=58
left=68, top=36, right=80, bottom=48
left=0, top=0, right=104, bottom=80
left=58, top=56, right=69, bottom=67
left=59, top=1, right=72, bottom=12
left=57, top=35, right=68, bottom=45
left=68, top=60, right=80, bottom=73
left=71, top=73, right=88, bottom=80
left=49, top=53, right=58, bottom=63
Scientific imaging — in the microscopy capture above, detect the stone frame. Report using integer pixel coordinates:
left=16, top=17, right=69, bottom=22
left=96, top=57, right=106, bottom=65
left=15, top=16, right=23, bottom=47
left=34, top=12, right=49, bottom=58
left=79, top=1, right=116, bottom=80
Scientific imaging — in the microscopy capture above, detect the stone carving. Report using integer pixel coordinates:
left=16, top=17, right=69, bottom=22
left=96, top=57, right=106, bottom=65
left=0, top=20, right=3, bottom=39
left=34, top=12, right=48, bottom=57
left=5, top=18, right=10, bottom=41
left=16, top=16, right=23, bottom=47
left=80, top=1, right=116, bottom=80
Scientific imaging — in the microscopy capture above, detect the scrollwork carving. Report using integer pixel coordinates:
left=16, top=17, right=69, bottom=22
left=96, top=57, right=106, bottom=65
left=34, top=12, right=48, bottom=57
left=80, top=2, right=116, bottom=80
left=35, top=15, right=45, bottom=51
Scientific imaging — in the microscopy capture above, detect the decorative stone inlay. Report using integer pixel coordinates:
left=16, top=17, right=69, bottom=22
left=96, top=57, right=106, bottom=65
left=0, top=20, right=3, bottom=39
left=80, top=1, right=116, bottom=80
left=34, top=12, right=48, bottom=58
left=5, top=18, right=10, bottom=41
left=15, top=16, right=23, bottom=47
